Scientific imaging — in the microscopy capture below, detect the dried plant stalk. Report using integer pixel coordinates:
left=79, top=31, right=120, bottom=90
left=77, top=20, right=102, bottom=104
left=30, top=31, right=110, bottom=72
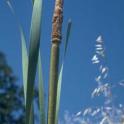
left=48, top=0, right=63, bottom=124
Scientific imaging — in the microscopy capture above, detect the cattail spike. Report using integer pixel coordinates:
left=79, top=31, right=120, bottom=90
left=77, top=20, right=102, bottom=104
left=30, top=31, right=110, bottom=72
left=48, top=1, right=64, bottom=124
left=52, top=0, right=63, bottom=43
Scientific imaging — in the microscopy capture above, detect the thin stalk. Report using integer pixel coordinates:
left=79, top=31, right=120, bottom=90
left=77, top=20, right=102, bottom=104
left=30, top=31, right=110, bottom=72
left=47, top=0, right=63, bottom=124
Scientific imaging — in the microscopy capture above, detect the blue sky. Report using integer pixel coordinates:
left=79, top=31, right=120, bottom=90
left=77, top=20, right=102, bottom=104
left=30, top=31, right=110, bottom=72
left=0, top=0, right=124, bottom=119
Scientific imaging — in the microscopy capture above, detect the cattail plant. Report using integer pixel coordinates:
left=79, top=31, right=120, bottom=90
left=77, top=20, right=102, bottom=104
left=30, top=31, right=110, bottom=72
left=6, top=0, right=124, bottom=123
left=6, top=0, right=71, bottom=124
left=47, top=0, right=63, bottom=124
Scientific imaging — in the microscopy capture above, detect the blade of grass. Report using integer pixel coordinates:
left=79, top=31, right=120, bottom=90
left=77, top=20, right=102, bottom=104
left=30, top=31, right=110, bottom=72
left=20, top=27, right=28, bottom=101
left=6, top=1, right=27, bottom=100
left=6, top=0, right=28, bottom=101
left=55, top=20, right=72, bottom=124
left=20, top=28, right=34, bottom=124
left=25, top=0, right=43, bottom=123
left=63, top=19, right=72, bottom=58
left=38, top=52, right=46, bottom=124
left=5, top=1, right=34, bottom=124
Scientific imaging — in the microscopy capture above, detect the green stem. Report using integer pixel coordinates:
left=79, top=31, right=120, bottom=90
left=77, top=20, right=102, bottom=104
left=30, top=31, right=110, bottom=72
left=47, top=0, right=63, bottom=124
left=48, top=42, right=60, bottom=124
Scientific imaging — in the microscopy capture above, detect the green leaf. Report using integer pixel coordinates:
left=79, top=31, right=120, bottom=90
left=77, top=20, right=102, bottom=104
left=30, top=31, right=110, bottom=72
left=20, top=27, right=28, bottom=102
left=20, top=28, right=34, bottom=124
left=63, top=19, right=72, bottom=58
left=38, top=52, right=46, bottom=124
left=6, top=1, right=36, bottom=124
left=55, top=20, right=72, bottom=124
left=6, top=0, right=29, bottom=110
left=21, top=27, right=35, bottom=124
left=6, top=1, right=28, bottom=101
left=25, top=0, right=43, bottom=123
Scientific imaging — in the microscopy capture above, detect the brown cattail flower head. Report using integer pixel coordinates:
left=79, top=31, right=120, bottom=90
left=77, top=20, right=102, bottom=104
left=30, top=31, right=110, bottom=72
left=52, top=0, right=63, bottom=43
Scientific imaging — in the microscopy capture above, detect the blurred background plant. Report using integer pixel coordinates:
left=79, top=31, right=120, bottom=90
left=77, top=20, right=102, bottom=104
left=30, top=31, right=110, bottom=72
left=0, top=51, right=39, bottom=124
left=0, top=51, right=25, bottom=124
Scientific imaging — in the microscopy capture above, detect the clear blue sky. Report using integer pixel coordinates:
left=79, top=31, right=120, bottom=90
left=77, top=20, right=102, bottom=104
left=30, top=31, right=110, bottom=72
left=0, top=0, right=124, bottom=119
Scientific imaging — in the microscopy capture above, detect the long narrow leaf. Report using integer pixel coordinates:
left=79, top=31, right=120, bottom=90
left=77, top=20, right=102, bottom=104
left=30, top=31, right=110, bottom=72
left=64, top=19, right=72, bottom=58
left=20, top=28, right=34, bottom=124
left=6, top=0, right=28, bottom=100
left=6, top=1, right=35, bottom=123
left=38, top=52, right=46, bottom=124
left=55, top=20, right=72, bottom=124
left=26, top=0, right=43, bottom=123
left=20, top=27, right=28, bottom=101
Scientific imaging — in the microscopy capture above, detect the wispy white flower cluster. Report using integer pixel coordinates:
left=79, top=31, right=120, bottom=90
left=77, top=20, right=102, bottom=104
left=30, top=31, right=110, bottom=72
left=60, top=36, right=124, bottom=124
left=91, top=35, right=112, bottom=103
left=92, top=36, right=105, bottom=64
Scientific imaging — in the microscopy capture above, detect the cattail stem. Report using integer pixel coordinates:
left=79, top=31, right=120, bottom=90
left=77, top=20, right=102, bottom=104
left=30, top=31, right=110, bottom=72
left=48, top=43, right=59, bottom=124
left=48, top=0, right=63, bottom=124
